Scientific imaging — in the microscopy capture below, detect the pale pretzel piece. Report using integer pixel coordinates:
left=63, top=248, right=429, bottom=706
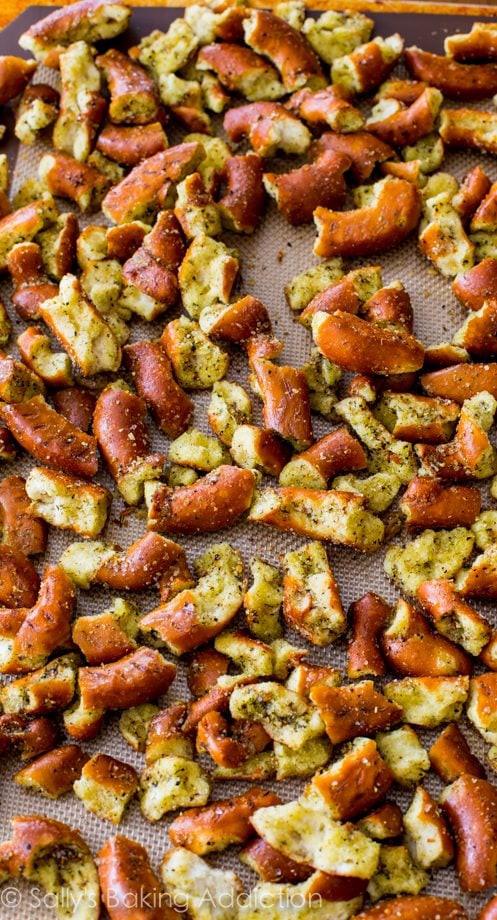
left=197, top=42, right=285, bottom=101
left=406, top=46, right=497, bottom=100
left=380, top=598, right=472, bottom=678
left=102, top=142, right=204, bottom=225
left=39, top=274, right=121, bottom=376
left=230, top=425, right=290, bottom=477
left=96, top=48, right=160, bottom=125
left=169, top=787, right=280, bottom=855
left=263, top=150, right=350, bottom=226
left=332, top=34, right=403, bottom=94
left=383, top=676, right=469, bottom=727
left=0, top=815, right=100, bottom=919
left=379, top=723, right=441, bottom=783
left=286, top=84, right=364, bottom=132
left=400, top=478, right=481, bottom=530
left=140, top=543, right=245, bottom=654
left=161, top=316, right=229, bottom=389
left=299, top=265, right=383, bottom=326
left=179, top=234, right=238, bottom=320
left=17, top=326, right=73, bottom=388
left=375, top=392, right=459, bottom=443
left=146, top=466, right=255, bottom=534
left=367, top=845, right=428, bottom=903
left=74, top=753, right=138, bottom=825
left=13, top=744, right=88, bottom=799
left=0, top=199, right=58, bottom=271
left=14, top=83, right=59, bottom=146
left=301, top=8, right=373, bottom=65
left=249, top=485, right=384, bottom=552
left=140, top=756, right=210, bottom=823
left=243, top=9, right=325, bottom=92
left=0, top=394, right=98, bottom=478
left=224, top=102, right=311, bottom=158
left=161, top=848, right=243, bottom=917
left=97, top=834, right=178, bottom=920
left=19, top=0, right=130, bottom=66
left=52, top=40, right=105, bottom=163
left=314, top=176, right=421, bottom=258
left=0, top=353, right=44, bottom=403
left=441, top=775, right=497, bottom=891
left=416, top=391, right=497, bottom=480
left=281, top=541, right=345, bottom=646
left=312, top=737, right=392, bottom=821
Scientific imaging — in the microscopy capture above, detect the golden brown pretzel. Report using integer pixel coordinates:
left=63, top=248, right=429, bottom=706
left=405, top=46, right=497, bottom=100
left=123, top=340, right=193, bottom=438
left=263, top=151, right=350, bottom=226
left=19, top=0, right=131, bottom=67
left=347, top=593, right=391, bottom=679
left=0, top=475, right=46, bottom=557
left=442, top=775, right=497, bottom=891
left=218, top=154, right=266, bottom=234
left=98, top=835, right=176, bottom=920
left=0, top=56, right=37, bottom=105
left=312, top=310, right=424, bottom=375
left=429, top=722, right=486, bottom=783
left=243, top=9, right=325, bottom=92
left=147, top=466, right=256, bottom=534
left=96, top=122, right=167, bottom=166
left=96, top=48, right=160, bottom=125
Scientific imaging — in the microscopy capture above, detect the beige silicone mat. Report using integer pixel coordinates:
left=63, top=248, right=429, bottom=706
left=1, top=5, right=497, bottom=918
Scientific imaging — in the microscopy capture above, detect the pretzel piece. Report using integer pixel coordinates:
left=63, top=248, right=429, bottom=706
left=400, top=478, right=481, bottom=531
left=383, top=676, right=469, bottom=727
left=147, top=466, right=255, bottom=534
left=311, top=681, right=401, bottom=744
left=281, top=541, right=345, bottom=646
left=375, top=727, right=429, bottom=787
left=312, top=737, right=392, bottom=821
left=0, top=476, right=46, bottom=557
left=440, top=109, right=497, bottom=156
left=19, top=0, right=130, bottom=66
left=381, top=598, right=472, bottom=678
left=141, top=543, right=245, bottom=654
left=78, top=647, right=176, bottom=712
left=179, top=234, right=238, bottom=320
left=263, top=150, right=350, bottom=225
left=314, top=176, right=421, bottom=258
left=243, top=9, right=324, bottom=92
left=169, top=787, right=279, bottom=855
left=368, top=87, right=442, bottom=147
left=287, top=84, right=364, bottom=132
left=442, top=775, right=497, bottom=891
left=17, top=326, right=72, bottom=388
left=406, top=46, right=497, bottom=101
left=1, top=395, right=98, bottom=478
left=96, top=47, right=160, bottom=125
left=13, top=744, right=88, bottom=799
left=14, top=83, right=59, bottom=145
left=332, top=34, right=403, bottom=94
left=0, top=199, right=58, bottom=271
left=0, top=653, right=78, bottom=715
left=198, top=42, right=284, bottom=101
left=224, top=102, right=311, bottom=157
left=0, top=546, right=39, bottom=609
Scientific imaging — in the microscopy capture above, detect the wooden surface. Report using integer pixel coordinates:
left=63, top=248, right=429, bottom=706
left=0, top=0, right=495, bottom=30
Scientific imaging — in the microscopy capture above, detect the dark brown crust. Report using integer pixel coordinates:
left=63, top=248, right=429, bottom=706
left=241, top=837, right=313, bottom=883
left=147, top=466, right=256, bottom=534
left=293, top=428, right=368, bottom=482
left=455, top=166, right=492, bottom=226
left=98, top=834, right=176, bottom=920
left=405, top=46, right=497, bottom=100
left=429, top=722, right=486, bottom=782
left=248, top=338, right=313, bottom=449
left=368, top=87, right=440, bottom=147
left=187, top=648, right=229, bottom=698
left=312, top=310, right=424, bottom=375
left=0, top=713, right=58, bottom=760
left=124, top=340, right=193, bottom=438
left=264, top=151, right=350, bottom=226
left=442, top=775, right=497, bottom=891
left=355, top=896, right=468, bottom=920
left=480, top=896, right=497, bottom=920
left=13, top=744, right=88, bottom=798
left=311, top=131, right=395, bottom=183
left=168, top=787, right=280, bottom=854
left=347, top=592, right=390, bottom=678
left=0, top=57, right=37, bottom=106
left=244, top=9, right=324, bottom=91
left=0, top=546, right=40, bottom=608
left=0, top=395, right=98, bottom=479
left=198, top=42, right=281, bottom=94
left=0, top=815, right=94, bottom=878
left=106, top=222, right=147, bottom=262
left=95, top=533, right=188, bottom=593
left=310, top=681, right=402, bottom=743
left=400, top=477, right=481, bottom=530
left=314, top=178, right=421, bottom=258
left=96, top=122, right=167, bottom=166
left=362, top=286, right=413, bottom=331
left=0, top=475, right=46, bottom=557
left=218, top=155, right=266, bottom=234
left=79, top=647, right=176, bottom=711
left=52, top=387, right=96, bottom=433
left=143, top=211, right=185, bottom=270
left=205, top=295, right=271, bottom=342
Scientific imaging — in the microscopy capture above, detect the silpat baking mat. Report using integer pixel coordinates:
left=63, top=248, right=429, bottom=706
left=0, top=4, right=496, bottom=918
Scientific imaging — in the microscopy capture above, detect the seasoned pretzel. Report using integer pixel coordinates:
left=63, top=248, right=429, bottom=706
left=355, top=896, right=468, bottom=919
left=0, top=546, right=40, bottom=609
left=169, top=787, right=279, bottom=855
left=14, top=82, right=59, bottom=146
left=197, top=42, right=284, bottom=101
left=421, top=363, right=497, bottom=403
left=7, top=243, right=59, bottom=321
left=73, top=753, right=138, bottom=824
left=310, top=680, right=402, bottom=743
left=313, top=737, right=392, bottom=821
left=454, top=165, right=492, bottom=226
left=97, top=835, right=173, bottom=920
left=0, top=476, right=46, bottom=557
left=314, top=176, right=421, bottom=258
left=442, top=775, right=497, bottom=891
left=440, top=109, right=497, bottom=157
left=368, top=87, right=442, bottom=147
left=17, top=326, right=73, bottom=388
left=0, top=653, right=78, bottom=715
left=446, top=22, right=497, bottom=61
left=400, top=478, right=481, bottom=530
left=39, top=152, right=109, bottom=212
left=147, top=466, right=255, bottom=534
left=247, top=337, right=313, bottom=450
left=224, top=102, right=311, bottom=158
left=78, top=647, right=176, bottom=712
left=279, top=427, right=367, bottom=489
left=52, top=387, right=96, bottom=432
left=429, top=722, right=486, bottom=782
left=332, top=34, right=403, bottom=94
left=96, top=122, right=167, bottom=167
left=96, top=48, right=160, bottom=125
left=287, top=84, right=364, bottom=132
left=0, top=56, right=37, bottom=105
left=0, top=199, right=58, bottom=271
left=405, top=46, right=497, bottom=101
left=312, top=309, right=424, bottom=376
left=453, top=258, right=497, bottom=311
left=1, top=395, right=98, bottom=478
left=380, top=598, right=472, bottom=678
left=19, top=0, right=131, bottom=66
left=216, top=154, right=266, bottom=234
left=263, top=150, right=350, bottom=226
left=243, top=9, right=324, bottom=92
left=311, top=130, right=394, bottom=183
left=13, top=744, right=88, bottom=799
left=347, top=592, right=390, bottom=679
left=123, top=340, right=192, bottom=439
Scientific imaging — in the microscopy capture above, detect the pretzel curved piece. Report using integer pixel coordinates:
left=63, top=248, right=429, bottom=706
left=0, top=546, right=40, bottom=609
left=311, top=131, right=394, bottom=183
left=406, top=46, right=497, bottom=101
left=97, top=834, right=173, bottom=920
left=312, top=310, right=424, bottom=375
left=0, top=395, right=99, bottom=478
left=0, top=56, right=37, bottom=105
left=224, top=102, right=311, bottom=158
left=314, top=177, right=421, bottom=258
left=263, top=150, right=350, bottom=225
left=355, top=896, right=468, bottom=919
left=147, top=466, right=256, bottom=534
left=19, top=0, right=130, bottom=66
left=441, top=775, right=497, bottom=891
left=96, top=48, right=160, bottom=125
left=124, top=340, right=193, bottom=439
left=243, top=9, right=325, bottom=92
left=0, top=475, right=46, bottom=557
